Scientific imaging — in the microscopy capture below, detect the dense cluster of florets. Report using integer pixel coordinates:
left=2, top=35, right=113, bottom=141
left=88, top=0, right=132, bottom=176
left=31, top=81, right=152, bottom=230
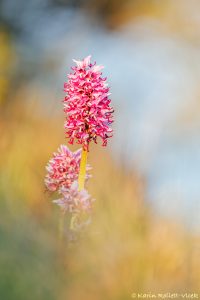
left=45, top=145, right=93, bottom=213
left=45, top=145, right=81, bottom=191
left=64, top=55, right=114, bottom=151
left=53, top=182, right=93, bottom=214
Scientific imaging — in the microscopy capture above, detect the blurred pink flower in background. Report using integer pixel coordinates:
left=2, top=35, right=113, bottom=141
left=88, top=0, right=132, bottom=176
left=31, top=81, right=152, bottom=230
left=53, top=181, right=94, bottom=214
left=64, top=55, right=114, bottom=151
left=45, top=144, right=90, bottom=192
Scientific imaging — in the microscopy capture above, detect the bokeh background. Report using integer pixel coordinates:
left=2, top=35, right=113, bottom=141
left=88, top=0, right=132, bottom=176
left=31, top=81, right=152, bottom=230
left=0, top=0, right=200, bottom=299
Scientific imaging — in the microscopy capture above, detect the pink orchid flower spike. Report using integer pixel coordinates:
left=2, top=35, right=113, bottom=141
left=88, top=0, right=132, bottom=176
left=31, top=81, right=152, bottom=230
left=64, top=55, right=114, bottom=150
left=64, top=55, right=114, bottom=191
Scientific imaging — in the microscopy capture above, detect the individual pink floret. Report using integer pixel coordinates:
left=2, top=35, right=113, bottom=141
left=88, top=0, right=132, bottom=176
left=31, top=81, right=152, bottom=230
left=45, top=144, right=90, bottom=192
left=64, top=55, right=114, bottom=151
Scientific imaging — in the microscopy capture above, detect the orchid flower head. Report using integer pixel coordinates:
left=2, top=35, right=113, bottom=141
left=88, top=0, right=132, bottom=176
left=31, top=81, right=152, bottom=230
left=64, top=55, right=114, bottom=151
left=53, top=181, right=94, bottom=214
left=45, top=144, right=91, bottom=192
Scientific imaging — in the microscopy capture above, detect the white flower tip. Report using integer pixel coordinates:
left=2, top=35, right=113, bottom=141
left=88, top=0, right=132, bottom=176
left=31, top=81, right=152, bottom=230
left=72, top=59, right=83, bottom=68
left=83, top=55, right=91, bottom=66
left=92, top=65, right=104, bottom=72
left=73, top=55, right=91, bottom=68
